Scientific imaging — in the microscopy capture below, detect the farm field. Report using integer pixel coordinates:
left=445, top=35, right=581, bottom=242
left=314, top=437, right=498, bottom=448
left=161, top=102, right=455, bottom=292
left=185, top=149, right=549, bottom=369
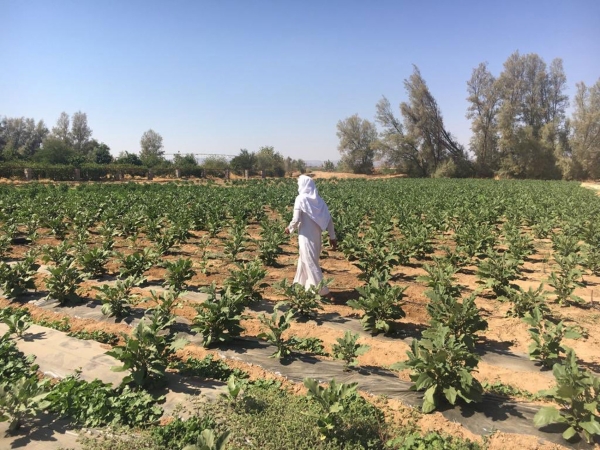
left=1, top=177, right=600, bottom=449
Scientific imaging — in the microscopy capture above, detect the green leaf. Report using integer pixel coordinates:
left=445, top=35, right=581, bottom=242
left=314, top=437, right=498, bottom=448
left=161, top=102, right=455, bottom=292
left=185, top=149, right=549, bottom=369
left=580, top=419, right=600, bottom=436
left=443, top=386, right=458, bottom=405
left=562, top=426, right=578, bottom=441
left=533, top=406, right=564, bottom=427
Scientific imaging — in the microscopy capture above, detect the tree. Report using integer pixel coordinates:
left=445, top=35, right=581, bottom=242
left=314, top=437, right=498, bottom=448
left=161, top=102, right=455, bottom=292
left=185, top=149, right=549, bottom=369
left=322, top=160, right=336, bottom=172
left=83, top=140, right=112, bottom=164
left=35, top=137, right=75, bottom=164
left=255, top=146, right=285, bottom=177
left=51, top=112, right=71, bottom=144
left=201, top=155, right=229, bottom=170
left=466, top=63, right=501, bottom=176
left=336, top=114, right=377, bottom=174
left=115, top=151, right=143, bottom=166
left=70, top=111, right=93, bottom=153
left=495, top=52, right=568, bottom=179
left=139, top=129, right=165, bottom=167
left=400, top=66, right=472, bottom=177
left=173, top=153, right=198, bottom=167
left=230, top=149, right=256, bottom=174
left=375, top=67, right=471, bottom=177
left=0, top=117, right=48, bottom=159
left=571, top=79, right=600, bottom=178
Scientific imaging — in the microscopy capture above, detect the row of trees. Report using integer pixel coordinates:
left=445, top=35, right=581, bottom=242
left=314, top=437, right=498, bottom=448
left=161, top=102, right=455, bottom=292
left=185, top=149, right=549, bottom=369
left=0, top=114, right=312, bottom=175
left=0, top=113, right=309, bottom=174
left=337, top=51, right=600, bottom=179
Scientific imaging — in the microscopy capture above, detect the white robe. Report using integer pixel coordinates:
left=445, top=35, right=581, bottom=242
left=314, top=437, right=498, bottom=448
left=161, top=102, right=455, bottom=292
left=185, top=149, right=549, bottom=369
left=287, top=206, right=336, bottom=295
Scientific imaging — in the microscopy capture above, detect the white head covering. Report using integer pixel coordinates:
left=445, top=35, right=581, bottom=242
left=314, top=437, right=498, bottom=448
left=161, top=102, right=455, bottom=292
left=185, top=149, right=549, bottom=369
left=295, top=175, right=331, bottom=230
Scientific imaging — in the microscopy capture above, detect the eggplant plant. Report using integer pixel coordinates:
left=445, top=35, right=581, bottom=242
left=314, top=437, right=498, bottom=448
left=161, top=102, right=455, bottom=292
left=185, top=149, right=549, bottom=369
left=392, top=324, right=483, bottom=413
left=476, top=249, right=521, bottom=299
left=118, top=248, right=156, bottom=281
left=107, top=314, right=188, bottom=390
left=192, top=284, right=245, bottom=348
left=224, top=259, right=267, bottom=304
left=523, top=307, right=581, bottom=368
left=349, top=275, right=406, bottom=335
left=331, top=331, right=370, bottom=371
left=549, top=253, right=584, bottom=306
left=275, top=278, right=329, bottom=319
left=44, top=260, right=83, bottom=305
left=0, top=376, right=50, bottom=433
left=95, top=276, right=141, bottom=318
left=77, top=246, right=112, bottom=279
left=506, top=283, right=550, bottom=318
left=163, top=257, right=196, bottom=293
left=534, top=349, right=600, bottom=443
left=0, top=252, right=39, bottom=299
left=257, top=305, right=294, bottom=359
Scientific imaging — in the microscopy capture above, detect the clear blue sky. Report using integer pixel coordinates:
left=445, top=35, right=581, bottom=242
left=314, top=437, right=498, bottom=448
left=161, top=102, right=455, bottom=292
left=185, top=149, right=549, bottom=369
left=2, top=0, right=599, bottom=161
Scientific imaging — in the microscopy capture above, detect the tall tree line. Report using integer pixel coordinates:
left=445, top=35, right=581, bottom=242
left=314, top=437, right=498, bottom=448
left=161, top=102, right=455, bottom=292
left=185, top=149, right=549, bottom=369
left=337, top=51, right=600, bottom=179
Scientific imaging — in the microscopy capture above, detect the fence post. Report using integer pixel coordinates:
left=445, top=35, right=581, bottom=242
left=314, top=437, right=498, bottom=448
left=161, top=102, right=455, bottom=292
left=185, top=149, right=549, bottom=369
left=74, top=168, right=81, bottom=181
left=175, top=168, right=181, bottom=178
left=225, top=169, right=230, bottom=180
left=201, top=169, right=206, bottom=179
left=24, top=168, right=33, bottom=181
left=147, top=170, right=154, bottom=181
left=261, top=170, right=266, bottom=179
left=244, top=169, right=249, bottom=180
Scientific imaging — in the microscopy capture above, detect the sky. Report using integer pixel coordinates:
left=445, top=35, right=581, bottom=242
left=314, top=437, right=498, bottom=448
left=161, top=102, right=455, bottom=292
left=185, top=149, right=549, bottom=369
left=2, top=0, right=599, bottom=162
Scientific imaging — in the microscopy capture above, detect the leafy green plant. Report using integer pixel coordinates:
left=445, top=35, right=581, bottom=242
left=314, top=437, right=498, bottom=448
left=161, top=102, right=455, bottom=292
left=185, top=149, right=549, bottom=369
left=118, top=247, right=156, bottom=280
left=303, top=377, right=359, bottom=438
left=95, top=276, right=141, bottom=318
left=349, top=275, right=406, bottom=335
left=288, top=336, right=328, bottom=356
left=551, top=232, right=581, bottom=258
left=417, top=258, right=462, bottom=298
left=503, top=221, right=534, bottom=262
left=36, top=316, right=71, bottom=332
left=77, top=246, right=112, bottom=278
left=146, top=288, right=181, bottom=329
left=256, top=218, right=286, bottom=266
left=107, top=315, right=188, bottom=389
left=182, top=429, right=231, bottom=450
left=0, top=234, right=11, bottom=260
left=41, top=240, right=74, bottom=265
left=223, top=259, right=267, bottom=304
left=549, top=253, right=584, bottom=306
left=0, top=253, right=39, bottom=299
left=426, top=289, right=487, bottom=350
left=0, top=375, right=50, bottom=433
left=45, top=260, right=83, bottom=305
left=392, top=325, right=483, bottom=413
left=331, top=331, right=370, bottom=371
left=257, top=306, right=294, bottom=359
left=192, top=284, right=245, bottom=348
left=523, top=307, right=581, bottom=368
left=152, top=416, right=217, bottom=450
left=2, top=312, right=32, bottom=338
left=582, top=244, right=600, bottom=276
left=221, top=374, right=245, bottom=405
left=68, top=329, right=119, bottom=345
left=482, top=381, right=538, bottom=401
left=476, top=249, right=521, bottom=298
left=275, top=278, right=329, bottom=319
left=506, top=283, right=550, bottom=318
left=454, top=220, right=497, bottom=259
left=46, top=371, right=163, bottom=428
left=163, top=257, right=196, bottom=293
left=534, top=349, right=600, bottom=443
left=224, top=221, right=248, bottom=261
left=170, top=354, right=248, bottom=381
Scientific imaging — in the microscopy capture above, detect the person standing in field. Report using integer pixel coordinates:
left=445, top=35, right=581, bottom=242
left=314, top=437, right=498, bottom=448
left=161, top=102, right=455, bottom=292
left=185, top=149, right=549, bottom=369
left=284, top=175, right=337, bottom=298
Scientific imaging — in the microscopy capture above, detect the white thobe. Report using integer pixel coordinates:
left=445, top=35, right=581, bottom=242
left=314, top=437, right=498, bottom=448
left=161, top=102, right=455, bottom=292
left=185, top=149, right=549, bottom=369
left=287, top=207, right=336, bottom=295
